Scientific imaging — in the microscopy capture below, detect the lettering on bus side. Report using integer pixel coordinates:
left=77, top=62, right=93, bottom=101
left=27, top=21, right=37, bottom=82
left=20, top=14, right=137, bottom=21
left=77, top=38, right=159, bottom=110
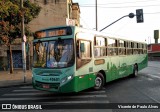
left=94, top=59, right=105, bottom=65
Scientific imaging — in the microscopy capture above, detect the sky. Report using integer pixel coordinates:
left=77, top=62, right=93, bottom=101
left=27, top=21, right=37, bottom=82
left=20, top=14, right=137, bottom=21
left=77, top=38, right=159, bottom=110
left=73, top=0, right=160, bottom=44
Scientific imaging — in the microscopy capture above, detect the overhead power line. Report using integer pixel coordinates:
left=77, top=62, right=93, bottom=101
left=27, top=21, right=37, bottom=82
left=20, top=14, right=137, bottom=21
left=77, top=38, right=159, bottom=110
left=80, top=4, right=160, bottom=9
left=144, top=12, right=160, bottom=14
left=80, top=0, right=160, bottom=5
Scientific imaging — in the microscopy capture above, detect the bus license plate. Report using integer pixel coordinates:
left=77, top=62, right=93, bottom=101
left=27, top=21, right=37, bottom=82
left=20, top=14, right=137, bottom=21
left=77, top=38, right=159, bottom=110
left=42, top=84, right=50, bottom=89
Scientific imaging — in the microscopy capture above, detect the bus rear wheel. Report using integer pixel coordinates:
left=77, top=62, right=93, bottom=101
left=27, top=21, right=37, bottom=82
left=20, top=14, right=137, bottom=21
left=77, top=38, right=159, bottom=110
left=131, top=64, right=138, bottom=77
left=94, top=73, right=104, bottom=90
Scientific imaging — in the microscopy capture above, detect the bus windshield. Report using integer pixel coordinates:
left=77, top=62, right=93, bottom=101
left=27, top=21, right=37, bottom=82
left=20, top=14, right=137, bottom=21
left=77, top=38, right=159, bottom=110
left=33, top=39, right=74, bottom=68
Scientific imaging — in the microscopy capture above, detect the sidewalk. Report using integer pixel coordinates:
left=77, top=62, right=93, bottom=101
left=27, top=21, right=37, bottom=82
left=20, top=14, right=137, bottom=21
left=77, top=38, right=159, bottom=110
left=148, top=61, right=160, bottom=68
left=0, top=69, right=32, bottom=88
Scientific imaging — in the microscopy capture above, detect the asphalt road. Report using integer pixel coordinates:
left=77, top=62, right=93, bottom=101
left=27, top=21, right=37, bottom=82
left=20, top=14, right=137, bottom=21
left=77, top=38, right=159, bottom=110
left=105, top=61, right=160, bottom=112
left=0, top=61, right=160, bottom=112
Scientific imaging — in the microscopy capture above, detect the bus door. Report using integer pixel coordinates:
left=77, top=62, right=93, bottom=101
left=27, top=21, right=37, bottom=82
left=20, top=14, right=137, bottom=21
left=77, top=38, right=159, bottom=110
left=76, top=39, right=94, bottom=91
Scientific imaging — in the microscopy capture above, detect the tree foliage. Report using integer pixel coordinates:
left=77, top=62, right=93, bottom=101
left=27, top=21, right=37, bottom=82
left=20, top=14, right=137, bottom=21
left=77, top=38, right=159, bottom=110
left=0, top=0, right=41, bottom=45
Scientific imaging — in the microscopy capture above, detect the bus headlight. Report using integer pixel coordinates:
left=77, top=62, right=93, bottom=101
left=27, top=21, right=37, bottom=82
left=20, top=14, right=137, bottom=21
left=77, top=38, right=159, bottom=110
left=67, top=75, right=72, bottom=80
left=61, top=77, right=67, bottom=83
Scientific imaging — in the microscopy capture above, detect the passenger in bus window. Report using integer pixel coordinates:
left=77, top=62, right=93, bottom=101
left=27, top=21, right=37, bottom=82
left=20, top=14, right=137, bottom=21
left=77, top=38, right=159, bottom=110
left=50, top=49, right=56, bottom=61
left=47, top=48, right=56, bottom=67
left=59, top=45, right=71, bottom=66
left=94, top=48, right=100, bottom=57
left=94, top=48, right=98, bottom=57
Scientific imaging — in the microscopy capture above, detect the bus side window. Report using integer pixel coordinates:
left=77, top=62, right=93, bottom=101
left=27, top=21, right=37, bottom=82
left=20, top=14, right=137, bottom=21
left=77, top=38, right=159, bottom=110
left=108, top=38, right=117, bottom=56
left=127, top=41, right=132, bottom=55
left=118, top=40, right=125, bottom=55
left=94, top=47, right=100, bottom=57
left=94, top=36, right=106, bottom=57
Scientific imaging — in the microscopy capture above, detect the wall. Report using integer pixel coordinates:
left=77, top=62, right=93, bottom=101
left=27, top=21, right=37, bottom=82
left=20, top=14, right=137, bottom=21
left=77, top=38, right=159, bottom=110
left=29, top=0, right=71, bottom=32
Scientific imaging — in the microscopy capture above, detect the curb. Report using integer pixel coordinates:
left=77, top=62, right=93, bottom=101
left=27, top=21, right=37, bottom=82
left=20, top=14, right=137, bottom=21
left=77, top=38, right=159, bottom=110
left=141, top=73, right=160, bottom=80
left=0, top=83, right=32, bottom=88
left=0, top=80, right=32, bottom=88
left=148, top=66, right=160, bottom=69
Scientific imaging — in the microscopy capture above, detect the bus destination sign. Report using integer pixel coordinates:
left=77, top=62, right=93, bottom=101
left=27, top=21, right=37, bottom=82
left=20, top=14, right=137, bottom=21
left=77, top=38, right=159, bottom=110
left=34, top=27, right=72, bottom=39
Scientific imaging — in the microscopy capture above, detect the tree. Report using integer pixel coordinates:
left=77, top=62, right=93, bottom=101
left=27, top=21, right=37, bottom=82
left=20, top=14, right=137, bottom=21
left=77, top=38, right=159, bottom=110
left=0, top=0, right=41, bottom=73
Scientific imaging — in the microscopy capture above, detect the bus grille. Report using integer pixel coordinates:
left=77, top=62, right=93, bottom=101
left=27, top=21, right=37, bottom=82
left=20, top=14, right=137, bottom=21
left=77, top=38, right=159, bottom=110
left=35, top=81, right=60, bottom=89
left=36, top=70, right=62, bottom=76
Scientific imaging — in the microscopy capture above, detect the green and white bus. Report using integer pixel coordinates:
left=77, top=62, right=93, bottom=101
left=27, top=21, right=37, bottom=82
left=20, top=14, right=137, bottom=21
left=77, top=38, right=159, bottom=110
left=32, top=26, right=148, bottom=93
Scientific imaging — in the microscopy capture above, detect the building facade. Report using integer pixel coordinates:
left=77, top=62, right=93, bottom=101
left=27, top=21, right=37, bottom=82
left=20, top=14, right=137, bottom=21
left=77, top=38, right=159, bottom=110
left=0, top=0, right=80, bottom=70
left=29, top=0, right=80, bottom=32
left=147, top=30, right=160, bottom=61
left=148, top=44, right=160, bottom=61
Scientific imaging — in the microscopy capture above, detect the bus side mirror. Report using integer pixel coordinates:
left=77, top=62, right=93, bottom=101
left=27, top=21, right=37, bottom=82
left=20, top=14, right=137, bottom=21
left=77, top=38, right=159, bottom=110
left=80, top=43, right=85, bottom=52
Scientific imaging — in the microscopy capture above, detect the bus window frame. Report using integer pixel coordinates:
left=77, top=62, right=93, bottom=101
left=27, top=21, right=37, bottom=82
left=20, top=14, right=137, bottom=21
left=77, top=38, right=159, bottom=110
left=126, top=41, right=133, bottom=55
left=94, top=36, right=107, bottom=57
left=107, top=38, right=118, bottom=56
left=118, top=40, right=126, bottom=56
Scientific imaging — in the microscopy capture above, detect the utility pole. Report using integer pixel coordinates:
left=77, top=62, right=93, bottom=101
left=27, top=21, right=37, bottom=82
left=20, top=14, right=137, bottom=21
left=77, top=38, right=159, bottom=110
left=20, top=0, right=26, bottom=83
left=95, top=0, right=98, bottom=31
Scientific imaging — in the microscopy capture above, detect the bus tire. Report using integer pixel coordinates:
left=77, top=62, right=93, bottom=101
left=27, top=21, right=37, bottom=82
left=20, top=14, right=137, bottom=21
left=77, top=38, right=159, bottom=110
left=94, top=73, right=104, bottom=90
left=131, top=64, right=138, bottom=77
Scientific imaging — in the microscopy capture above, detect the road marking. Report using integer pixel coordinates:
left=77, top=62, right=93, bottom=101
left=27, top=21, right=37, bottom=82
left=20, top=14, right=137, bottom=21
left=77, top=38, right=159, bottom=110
left=2, top=92, right=47, bottom=96
left=0, top=94, right=107, bottom=101
left=13, top=89, right=40, bottom=92
left=0, top=87, right=109, bottom=105
left=19, top=86, right=106, bottom=93
left=147, top=74, right=160, bottom=79
left=0, top=97, right=109, bottom=104
left=42, top=100, right=110, bottom=104
left=147, top=78, right=153, bottom=81
left=0, top=97, right=55, bottom=101
left=2, top=92, right=107, bottom=98
left=80, top=90, right=106, bottom=93
left=20, top=86, right=33, bottom=89
left=1, top=86, right=108, bottom=105
left=13, top=88, right=105, bottom=93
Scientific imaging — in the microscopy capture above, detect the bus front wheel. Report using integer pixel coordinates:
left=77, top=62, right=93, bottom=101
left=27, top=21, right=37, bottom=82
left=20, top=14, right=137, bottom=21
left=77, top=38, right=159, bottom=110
left=94, top=73, right=104, bottom=90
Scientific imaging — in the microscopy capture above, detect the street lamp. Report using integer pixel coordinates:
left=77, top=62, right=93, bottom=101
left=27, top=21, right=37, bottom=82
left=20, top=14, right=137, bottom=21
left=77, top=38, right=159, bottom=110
left=128, top=13, right=135, bottom=18
left=100, top=9, right=144, bottom=32
left=100, top=13, right=134, bottom=32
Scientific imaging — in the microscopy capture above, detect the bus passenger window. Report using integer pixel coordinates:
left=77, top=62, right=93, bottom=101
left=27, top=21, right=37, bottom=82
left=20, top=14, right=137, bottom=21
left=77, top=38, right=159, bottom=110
left=94, top=47, right=100, bottom=57
left=94, top=36, right=106, bottom=57
left=107, top=38, right=117, bottom=56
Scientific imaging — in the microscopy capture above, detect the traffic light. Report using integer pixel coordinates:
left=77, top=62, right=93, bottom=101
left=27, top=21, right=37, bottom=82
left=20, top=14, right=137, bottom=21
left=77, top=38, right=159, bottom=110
left=136, top=9, right=144, bottom=23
